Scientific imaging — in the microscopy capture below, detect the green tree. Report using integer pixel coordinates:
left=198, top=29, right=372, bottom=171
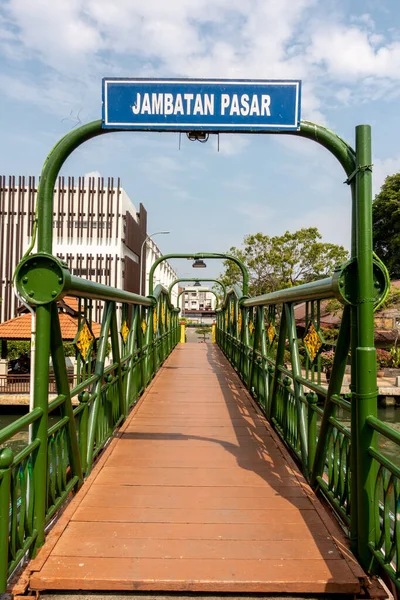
left=219, top=228, right=348, bottom=295
left=373, top=173, right=400, bottom=278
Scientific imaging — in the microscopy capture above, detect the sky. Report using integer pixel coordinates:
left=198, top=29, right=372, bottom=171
left=1, top=0, right=400, bottom=280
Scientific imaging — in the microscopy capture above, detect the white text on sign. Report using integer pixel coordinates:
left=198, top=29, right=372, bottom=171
left=131, top=93, right=271, bottom=117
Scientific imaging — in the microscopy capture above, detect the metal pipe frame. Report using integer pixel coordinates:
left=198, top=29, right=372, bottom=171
left=148, top=253, right=249, bottom=297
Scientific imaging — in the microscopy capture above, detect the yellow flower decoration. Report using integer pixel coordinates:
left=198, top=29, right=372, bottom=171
left=267, top=322, right=275, bottom=345
left=121, top=320, right=129, bottom=344
left=161, top=303, right=165, bottom=325
left=303, top=323, right=323, bottom=362
left=153, top=310, right=158, bottom=333
left=75, top=322, right=94, bottom=361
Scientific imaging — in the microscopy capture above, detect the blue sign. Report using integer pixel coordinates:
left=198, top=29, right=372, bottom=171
left=102, top=78, right=301, bottom=132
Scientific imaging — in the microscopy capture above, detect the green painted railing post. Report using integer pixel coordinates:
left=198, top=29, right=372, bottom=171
left=268, top=307, right=287, bottom=421
left=31, top=303, right=51, bottom=550
left=126, top=307, right=139, bottom=406
left=311, top=306, right=351, bottom=486
left=282, top=376, right=292, bottom=439
left=86, top=302, right=113, bottom=473
left=78, top=391, right=89, bottom=475
left=285, top=303, right=309, bottom=478
left=353, top=124, right=378, bottom=569
left=0, top=448, right=13, bottom=591
left=110, top=305, right=126, bottom=418
left=306, top=392, right=318, bottom=475
left=50, top=303, right=83, bottom=485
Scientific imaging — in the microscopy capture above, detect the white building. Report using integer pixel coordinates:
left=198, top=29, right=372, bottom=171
left=181, top=285, right=217, bottom=322
left=0, top=175, right=177, bottom=323
left=144, top=237, right=178, bottom=303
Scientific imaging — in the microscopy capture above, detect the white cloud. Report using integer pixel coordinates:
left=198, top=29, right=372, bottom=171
left=83, top=170, right=101, bottom=183
left=216, top=135, right=249, bottom=156
left=1, top=0, right=400, bottom=130
left=373, top=155, right=400, bottom=195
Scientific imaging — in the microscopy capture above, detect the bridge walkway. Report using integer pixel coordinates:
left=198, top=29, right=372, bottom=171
left=24, top=344, right=365, bottom=596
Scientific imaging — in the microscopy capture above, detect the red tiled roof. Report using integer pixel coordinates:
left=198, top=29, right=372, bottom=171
left=61, top=296, right=80, bottom=312
left=0, top=313, right=101, bottom=340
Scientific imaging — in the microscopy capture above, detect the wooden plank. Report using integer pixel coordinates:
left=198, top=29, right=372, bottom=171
left=92, top=466, right=299, bottom=487
left=79, top=486, right=310, bottom=509
left=44, top=520, right=337, bottom=541
left=30, top=556, right=360, bottom=593
left=107, top=445, right=284, bottom=464
left=71, top=506, right=323, bottom=525
left=52, top=536, right=342, bottom=560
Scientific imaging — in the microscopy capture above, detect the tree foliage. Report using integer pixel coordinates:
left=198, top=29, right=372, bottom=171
left=219, top=228, right=348, bottom=295
left=373, top=173, right=400, bottom=279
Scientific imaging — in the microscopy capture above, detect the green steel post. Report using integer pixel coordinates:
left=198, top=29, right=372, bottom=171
left=144, top=306, right=154, bottom=384
left=249, top=309, right=260, bottom=395
left=242, top=308, right=250, bottom=386
left=0, top=448, right=13, bottom=592
left=126, top=306, right=139, bottom=405
left=268, top=307, right=287, bottom=421
left=78, top=392, right=89, bottom=475
left=306, top=392, right=318, bottom=476
left=86, top=302, right=113, bottom=473
left=353, top=125, right=377, bottom=568
left=285, top=303, right=309, bottom=478
left=311, top=306, right=351, bottom=486
left=32, top=303, right=51, bottom=550
left=350, top=178, right=359, bottom=553
left=110, top=305, right=126, bottom=418
left=49, top=303, right=83, bottom=484
left=282, top=376, right=292, bottom=439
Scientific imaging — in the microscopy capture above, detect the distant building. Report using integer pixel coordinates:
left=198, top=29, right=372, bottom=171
left=0, top=175, right=177, bottom=323
left=181, top=286, right=216, bottom=322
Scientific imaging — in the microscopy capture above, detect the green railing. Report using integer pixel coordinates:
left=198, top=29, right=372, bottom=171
left=0, top=281, right=180, bottom=591
left=216, top=272, right=400, bottom=590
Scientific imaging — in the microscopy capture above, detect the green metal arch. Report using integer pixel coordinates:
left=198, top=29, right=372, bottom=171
left=149, top=253, right=249, bottom=297
left=168, top=278, right=226, bottom=303
left=34, top=119, right=357, bottom=258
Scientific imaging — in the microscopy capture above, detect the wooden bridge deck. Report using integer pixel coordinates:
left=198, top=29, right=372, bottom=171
left=26, top=344, right=366, bottom=595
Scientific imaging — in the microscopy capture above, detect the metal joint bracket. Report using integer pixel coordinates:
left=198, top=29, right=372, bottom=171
left=14, top=252, right=71, bottom=305
left=334, top=257, right=390, bottom=309
left=351, top=389, right=379, bottom=401
left=344, top=163, right=373, bottom=185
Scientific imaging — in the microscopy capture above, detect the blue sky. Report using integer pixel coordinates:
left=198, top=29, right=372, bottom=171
left=1, top=0, right=400, bottom=280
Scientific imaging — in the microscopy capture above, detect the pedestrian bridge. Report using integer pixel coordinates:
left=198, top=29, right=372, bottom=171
left=0, top=117, right=399, bottom=598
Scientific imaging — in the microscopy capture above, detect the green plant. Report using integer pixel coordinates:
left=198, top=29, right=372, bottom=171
left=320, top=350, right=335, bottom=369
left=321, top=326, right=339, bottom=345
left=376, top=348, right=392, bottom=369
left=4, top=340, right=31, bottom=359
left=2, top=339, right=78, bottom=359
left=196, top=327, right=211, bottom=342
left=389, top=346, right=400, bottom=368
